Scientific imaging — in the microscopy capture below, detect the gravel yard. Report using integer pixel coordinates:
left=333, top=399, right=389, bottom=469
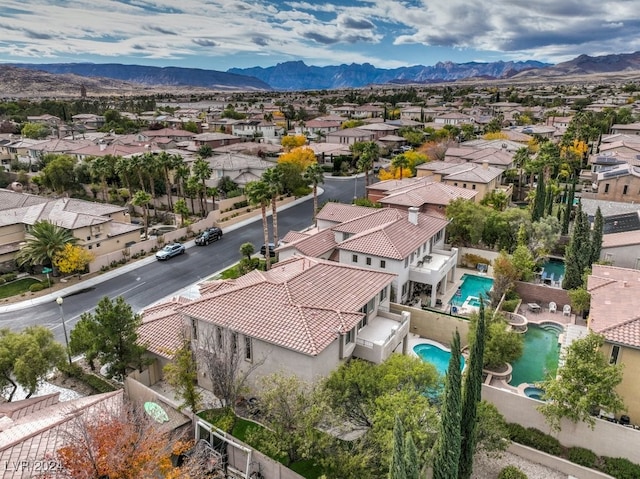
left=472, top=451, right=568, bottom=479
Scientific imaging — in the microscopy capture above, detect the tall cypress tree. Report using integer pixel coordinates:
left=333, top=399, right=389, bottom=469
left=405, top=432, right=420, bottom=479
left=563, top=202, right=590, bottom=289
left=562, top=181, right=575, bottom=235
left=532, top=171, right=545, bottom=222
left=390, top=415, right=407, bottom=479
left=545, top=185, right=554, bottom=217
left=433, top=331, right=462, bottom=479
left=590, top=207, right=604, bottom=266
left=458, top=302, right=486, bottom=479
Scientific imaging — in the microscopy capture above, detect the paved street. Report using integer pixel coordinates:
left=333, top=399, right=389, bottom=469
left=0, top=175, right=368, bottom=343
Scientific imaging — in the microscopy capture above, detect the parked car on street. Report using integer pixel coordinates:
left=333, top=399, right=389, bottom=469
left=155, top=243, right=186, bottom=260
left=260, top=243, right=276, bottom=257
left=195, top=227, right=223, bottom=246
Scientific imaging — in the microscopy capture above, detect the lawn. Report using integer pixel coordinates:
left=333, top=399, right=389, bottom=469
left=0, top=278, right=41, bottom=299
left=198, top=409, right=324, bottom=479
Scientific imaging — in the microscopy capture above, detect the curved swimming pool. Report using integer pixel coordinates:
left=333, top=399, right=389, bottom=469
left=509, top=323, right=562, bottom=386
left=414, top=342, right=466, bottom=376
left=524, top=386, right=545, bottom=401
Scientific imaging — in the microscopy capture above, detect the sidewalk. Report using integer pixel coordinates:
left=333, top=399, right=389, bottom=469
left=0, top=188, right=323, bottom=314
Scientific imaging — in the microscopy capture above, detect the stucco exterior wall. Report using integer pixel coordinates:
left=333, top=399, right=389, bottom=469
left=595, top=175, right=640, bottom=203
left=391, top=303, right=470, bottom=348
left=606, top=342, right=640, bottom=423
left=600, top=244, right=640, bottom=269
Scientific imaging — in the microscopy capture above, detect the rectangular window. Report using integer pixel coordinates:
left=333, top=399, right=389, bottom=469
left=245, top=336, right=252, bottom=361
left=352, top=254, right=358, bottom=263
left=610, top=345, right=620, bottom=365
left=404, top=258, right=408, bottom=268
left=402, top=282, right=408, bottom=296
left=345, top=327, right=354, bottom=344
left=472, top=184, right=476, bottom=190
left=380, top=260, right=386, bottom=268
left=623, top=185, right=629, bottom=195
left=192, top=318, right=198, bottom=340
left=604, top=183, right=610, bottom=194
left=380, top=287, right=387, bottom=302
left=366, top=257, right=371, bottom=265
left=217, top=327, right=222, bottom=347
left=232, top=333, right=238, bottom=354
left=96, top=243, right=101, bottom=248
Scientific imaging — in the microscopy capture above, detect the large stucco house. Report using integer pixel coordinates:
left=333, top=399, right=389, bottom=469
left=278, top=203, right=458, bottom=308
left=139, top=255, right=409, bottom=392
left=0, top=189, right=141, bottom=270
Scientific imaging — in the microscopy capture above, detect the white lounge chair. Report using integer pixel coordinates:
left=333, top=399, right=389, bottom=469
left=563, top=304, right=571, bottom=316
left=549, top=302, right=557, bottom=313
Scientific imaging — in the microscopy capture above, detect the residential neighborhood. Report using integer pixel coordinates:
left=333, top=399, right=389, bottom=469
left=3, top=80, right=640, bottom=478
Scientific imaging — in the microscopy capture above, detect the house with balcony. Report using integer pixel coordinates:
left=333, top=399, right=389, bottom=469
left=278, top=203, right=457, bottom=308
left=591, top=162, right=640, bottom=203
left=587, top=264, right=640, bottom=423
left=172, top=256, right=408, bottom=390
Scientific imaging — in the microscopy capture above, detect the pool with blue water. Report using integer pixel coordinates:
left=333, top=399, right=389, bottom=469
left=414, top=342, right=465, bottom=376
left=450, top=274, right=494, bottom=307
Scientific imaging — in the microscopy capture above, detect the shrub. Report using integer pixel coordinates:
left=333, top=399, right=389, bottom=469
left=29, top=283, right=44, bottom=292
left=0, top=278, right=5, bottom=285
left=501, top=298, right=520, bottom=312
left=506, top=424, right=562, bottom=456
left=602, top=457, right=640, bottom=479
left=199, top=407, right=236, bottom=433
left=498, top=465, right=528, bottom=479
left=233, top=200, right=249, bottom=209
left=462, top=253, right=492, bottom=268
left=568, top=447, right=597, bottom=468
left=292, top=185, right=312, bottom=197
left=2, top=273, right=17, bottom=282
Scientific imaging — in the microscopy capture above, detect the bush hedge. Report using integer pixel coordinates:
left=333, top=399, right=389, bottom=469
left=1, top=273, right=17, bottom=282
left=568, top=447, right=598, bottom=468
left=59, top=362, right=118, bottom=394
left=29, top=283, right=44, bottom=292
left=498, top=465, right=528, bottom=479
left=507, top=423, right=640, bottom=479
left=501, top=298, right=520, bottom=312
left=462, top=253, right=492, bottom=268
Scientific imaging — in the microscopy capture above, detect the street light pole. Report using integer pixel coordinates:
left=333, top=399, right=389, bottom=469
left=353, top=173, right=358, bottom=201
left=56, top=297, right=72, bottom=365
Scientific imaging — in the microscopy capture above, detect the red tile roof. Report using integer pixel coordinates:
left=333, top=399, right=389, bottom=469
left=178, top=256, right=395, bottom=356
left=139, top=297, right=191, bottom=359
left=587, top=265, right=640, bottom=348
left=315, top=202, right=376, bottom=224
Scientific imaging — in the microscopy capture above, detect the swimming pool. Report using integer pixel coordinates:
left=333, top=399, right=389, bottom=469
left=414, top=342, right=466, bottom=376
left=450, top=274, right=494, bottom=308
left=540, top=258, right=565, bottom=284
left=524, top=386, right=545, bottom=401
left=509, top=323, right=562, bottom=387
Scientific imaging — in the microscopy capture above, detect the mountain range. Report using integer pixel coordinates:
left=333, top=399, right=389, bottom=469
left=3, top=51, right=640, bottom=94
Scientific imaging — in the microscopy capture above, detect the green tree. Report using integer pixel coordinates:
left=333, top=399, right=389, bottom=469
left=459, top=302, right=486, bottom=479
left=0, top=326, right=65, bottom=401
left=511, top=244, right=536, bottom=282
left=445, top=199, right=489, bottom=246
left=131, top=190, right=153, bottom=240
left=21, top=122, right=49, bottom=139
left=568, top=287, right=591, bottom=317
left=70, top=296, right=147, bottom=380
left=248, top=373, right=326, bottom=466
left=69, top=316, right=100, bottom=371
left=163, top=339, right=202, bottom=413
left=245, top=180, right=272, bottom=270
left=532, top=170, right=545, bottom=221
left=432, top=331, right=462, bottom=479
left=561, top=181, right=575, bottom=235
left=88, top=155, right=116, bottom=202
left=539, top=333, right=624, bottom=431
left=563, top=202, right=591, bottom=289
left=303, top=162, right=325, bottom=224
left=240, top=242, right=255, bottom=261
left=390, top=415, right=407, bottom=479
left=157, top=152, right=183, bottom=211
left=590, top=207, right=604, bottom=265
left=391, top=154, right=410, bottom=180
left=173, top=198, right=190, bottom=227
left=39, top=154, right=78, bottom=194
left=404, top=432, right=420, bottom=479
left=15, top=220, right=77, bottom=269
left=469, top=311, right=523, bottom=369
left=351, top=141, right=380, bottom=187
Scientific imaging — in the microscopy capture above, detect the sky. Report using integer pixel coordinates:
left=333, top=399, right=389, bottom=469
left=1, top=0, right=640, bottom=71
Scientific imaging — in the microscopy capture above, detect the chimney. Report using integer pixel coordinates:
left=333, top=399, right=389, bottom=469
left=408, top=207, right=419, bottom=225
left=482, top=160, right=489, bottom=169
left=99, top=143, right=106, bottom=151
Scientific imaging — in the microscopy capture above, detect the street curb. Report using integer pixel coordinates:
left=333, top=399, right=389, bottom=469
left=0, top=189, right=321, bottom=314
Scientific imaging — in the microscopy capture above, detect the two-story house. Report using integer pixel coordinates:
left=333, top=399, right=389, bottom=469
left=176, top=256, right=408, bottom=390
left=416, top=161, right=507, bottom=202
left=591, top=162, right=640, bottom=203
left=278, top=203, right=457, bottom=308
left=587, top=264, right=640, bottom=423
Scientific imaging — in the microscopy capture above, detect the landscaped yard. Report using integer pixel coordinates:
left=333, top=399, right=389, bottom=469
left=0, top=278, right=42, bottom=299
left=198, top=409, right=324, bottom=479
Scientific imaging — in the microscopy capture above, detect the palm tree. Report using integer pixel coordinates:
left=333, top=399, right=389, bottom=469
left=185, top=176, right=201, bottom=215
left=15, top=220, right=77, bottom=269
left=141, top=152, right=162, bottom=210
left=391, top=154, right=410, bottom=180
left=115, top=156, right=133, bottom=192
left=131, top=190, right=153, bottom=239
left=262, top=167, right=283, bottom=253
left=192, top=158, right=213, bottom=216
left=128, top=154, right=148, bottom=193
left=157, top=152, right=183, bottom=211
left=240, top=242, right=255, bottom=261
left=303, top=163, right=325, bottom=225
left=174, top=163, right=191, bottom=200
left=353, top=141, right=379, bottom=187
left=89, top=155, right=115, bottom=202
left=245, top=180, right=272, bottom=270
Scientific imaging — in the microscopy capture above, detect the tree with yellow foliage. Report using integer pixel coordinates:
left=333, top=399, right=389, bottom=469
left=278, top=146, right=317, bottom=170
left=281, top=134, right=307, bottom=151
left=482, top=131, right=509, bottom=141
left=53, top=244, right=94, bottom=276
